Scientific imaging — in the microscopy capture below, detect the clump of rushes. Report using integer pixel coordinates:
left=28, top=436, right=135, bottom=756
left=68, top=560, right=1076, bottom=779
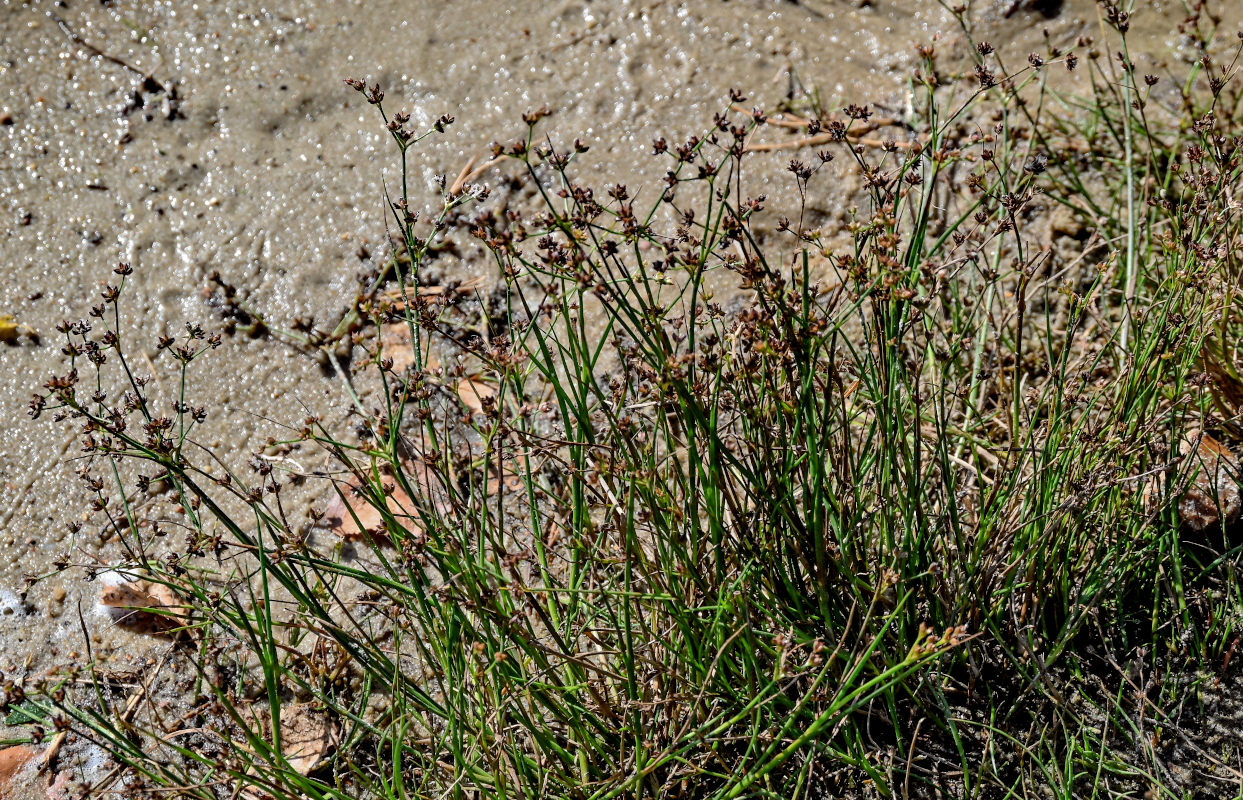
left=19, top=9, right=1243, bottom=799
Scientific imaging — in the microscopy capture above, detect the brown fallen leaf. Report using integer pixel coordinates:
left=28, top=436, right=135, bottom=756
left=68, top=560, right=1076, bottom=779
left=376, top=322, right=438, bottom=374
left=485, top=465, right=524, bottom=497
left=457, top=377, right=497, bottom=414
left=0, top=745, right=37, bottom=794
left=45, top=769, right=74, bottom=800
left=99, top=576, right=187, bottom=635
left=322, top=479, right=415, bottom=541
left=277, top=704, right=337, bottom=775
left=1179, top=432, right=1242, bottom=531
left=238, top=704, right=338, bottom=799
left=321, top=461, right=440, bottom=541
left=379, top=276, right=487, bottom=310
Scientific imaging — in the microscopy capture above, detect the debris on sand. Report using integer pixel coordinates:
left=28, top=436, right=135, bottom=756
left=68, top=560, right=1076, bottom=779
left=275, top=703, right=337, bottom=775
left=377, top=322, right=428, bottom=373
left=0, top=314, right=37, bottom=344
left=98, top=573, right=187, bottom=635
left=1178, top=432, right=1242, bottom=531
left=320, top=460, right=440, bottom=541
left=456, top=376, right=496, bottom=414
left=0, top=745, right=37, bottom=795
left=239, top=704, right=338, bottom=799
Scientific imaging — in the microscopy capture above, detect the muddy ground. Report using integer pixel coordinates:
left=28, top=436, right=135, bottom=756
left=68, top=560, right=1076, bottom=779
left=0, top=0, right=1239, bottom=796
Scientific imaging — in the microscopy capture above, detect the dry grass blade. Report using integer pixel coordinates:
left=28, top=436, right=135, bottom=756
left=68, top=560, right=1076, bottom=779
left=728, top=103, right=921, bottom=152
left=449, top=154, right=506, bottom=195
left=728, top=104, right=903, bottom=131
left=745, top=131, right=922, bottom=153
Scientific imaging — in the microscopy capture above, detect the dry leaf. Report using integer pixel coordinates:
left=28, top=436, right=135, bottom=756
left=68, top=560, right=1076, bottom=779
left=1179, top=432, right=1242, bottom=531
left=99, top=575, right=187, bottom=635
left=321, top=462, right=438, bottom=541
left=456, top=377, right=497, bottom=414
left=277, top=704, right=337, bottom=775
left=239, top=705, right=338, bottom=799
left=0, top=745, right=37, bottom=794
left=485, top=467, right=524, bottom=497
left=322, top=479, right=415, bottom=541
left=45, top=769, right=74, bottom=800
left=380, top=276, right=487, bottom=310
left=376, top=323, right=438, bottom=374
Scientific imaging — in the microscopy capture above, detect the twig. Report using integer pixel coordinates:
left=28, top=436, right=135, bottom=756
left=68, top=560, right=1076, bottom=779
left=730, top=104, right=922, bottom=153
left=448, top=155, right=479, bottom=196
left=449, top=155, right=506, bottom=195
left=48, top=10, right=162, bottom=89
left=903, top=717, right=925, bottom=800
left=38, top=731, right=67, bottom=773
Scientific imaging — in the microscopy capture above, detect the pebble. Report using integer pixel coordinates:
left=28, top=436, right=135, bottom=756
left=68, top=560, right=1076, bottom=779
left=47, top=586, right=67, bottom=617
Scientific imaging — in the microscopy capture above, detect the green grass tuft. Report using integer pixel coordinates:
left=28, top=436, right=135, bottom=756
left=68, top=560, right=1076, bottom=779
left=17, top=6, right=1243, bottom=798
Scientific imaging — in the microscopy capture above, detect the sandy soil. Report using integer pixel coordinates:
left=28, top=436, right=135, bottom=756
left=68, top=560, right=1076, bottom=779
left=0, top=1, right=1236, bottom=796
